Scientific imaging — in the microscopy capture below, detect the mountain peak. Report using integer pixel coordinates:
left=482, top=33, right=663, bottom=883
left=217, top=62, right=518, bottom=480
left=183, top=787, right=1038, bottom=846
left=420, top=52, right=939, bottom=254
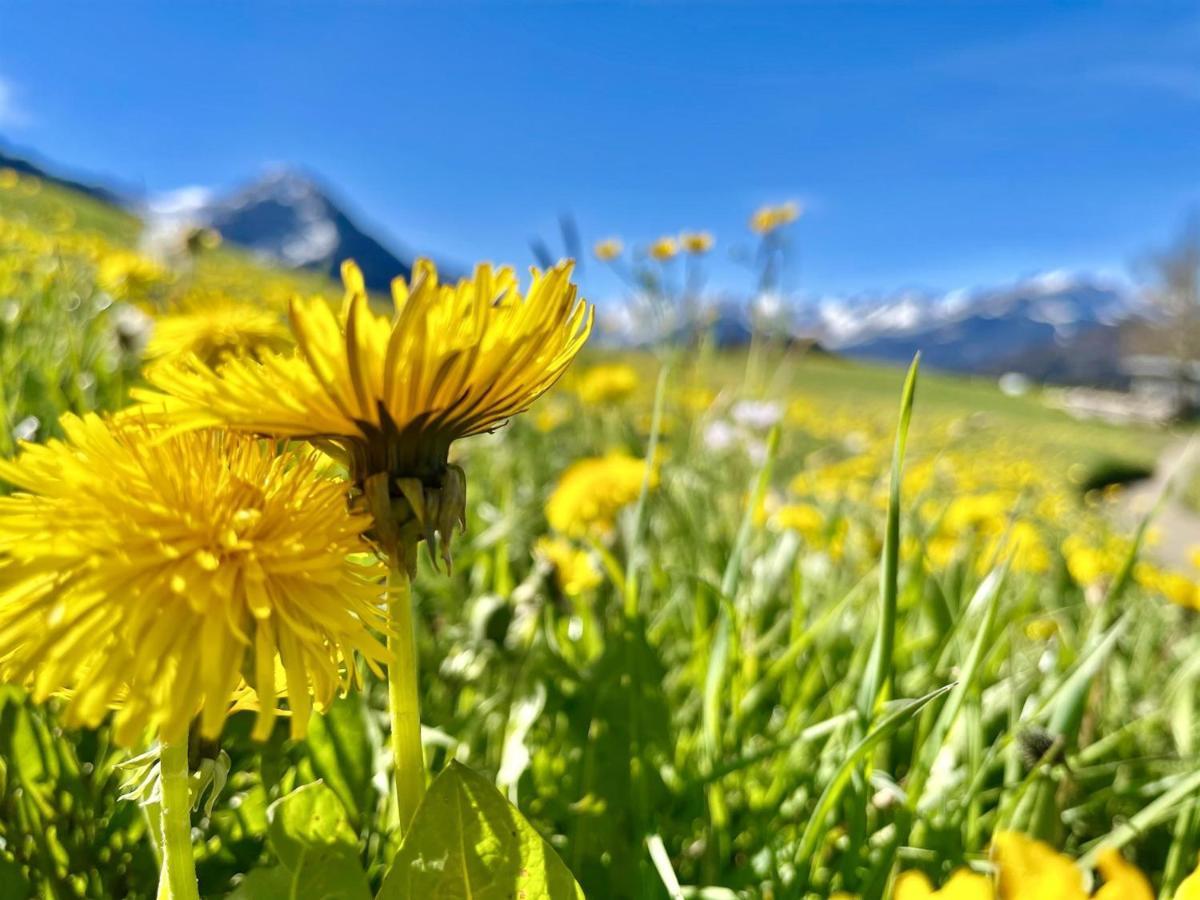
left=147, top=167, right=422, bottom=292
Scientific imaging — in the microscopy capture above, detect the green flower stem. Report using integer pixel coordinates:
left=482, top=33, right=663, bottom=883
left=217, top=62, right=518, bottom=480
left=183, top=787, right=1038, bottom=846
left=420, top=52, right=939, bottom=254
left=387, top=556, right=426, bottom=835
left=158, top=741, right=200, bottom=900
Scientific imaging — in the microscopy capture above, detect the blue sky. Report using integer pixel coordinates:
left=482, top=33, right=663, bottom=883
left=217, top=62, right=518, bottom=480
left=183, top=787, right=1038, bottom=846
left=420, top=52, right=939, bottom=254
left=1, top=2, right=1198, bottom=305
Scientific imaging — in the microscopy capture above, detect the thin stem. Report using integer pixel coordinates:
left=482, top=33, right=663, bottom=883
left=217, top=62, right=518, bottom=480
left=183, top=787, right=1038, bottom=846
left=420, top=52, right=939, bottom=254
left=387, top=556, right=426, bottom=835
left=158, top=741, right=199, bottom=900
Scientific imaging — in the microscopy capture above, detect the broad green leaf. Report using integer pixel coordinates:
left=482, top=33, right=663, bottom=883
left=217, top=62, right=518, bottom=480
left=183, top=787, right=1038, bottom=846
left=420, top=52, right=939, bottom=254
left=305, top=692, right=378, bottom=824
left=265, top=781, right=371, bottom=900
left=229, top=866, right=293, bottom=900
left=377, top=761, right=584, bottom=900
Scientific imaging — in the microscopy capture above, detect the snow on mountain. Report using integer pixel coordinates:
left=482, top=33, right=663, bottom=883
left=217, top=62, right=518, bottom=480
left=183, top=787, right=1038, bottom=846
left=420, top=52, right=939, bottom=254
left=145, top=168, right=438, bottom=292
left=818, top=273, right=1141, bottom=377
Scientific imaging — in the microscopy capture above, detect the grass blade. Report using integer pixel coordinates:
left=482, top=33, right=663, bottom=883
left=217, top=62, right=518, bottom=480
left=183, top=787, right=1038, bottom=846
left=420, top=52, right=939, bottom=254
left=856, top=353, right=920, bottom=723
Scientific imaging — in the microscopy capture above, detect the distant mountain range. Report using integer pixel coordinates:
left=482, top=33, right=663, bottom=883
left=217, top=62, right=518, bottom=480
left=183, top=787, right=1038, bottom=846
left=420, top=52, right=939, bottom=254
left=2, top=140, right=422, bottom=293
left=2, top=140, right=1155, bottom=386
left=799, top=274, right=1145, bottom=386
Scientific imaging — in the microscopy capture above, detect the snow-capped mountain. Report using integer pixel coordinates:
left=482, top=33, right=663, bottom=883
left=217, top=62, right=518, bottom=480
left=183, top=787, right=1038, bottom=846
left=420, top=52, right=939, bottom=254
left=204, top=169, right=418, bottom=291
left=152, top=168, right=426, bottom=292
left=806, top=272, right=1141, bottom=377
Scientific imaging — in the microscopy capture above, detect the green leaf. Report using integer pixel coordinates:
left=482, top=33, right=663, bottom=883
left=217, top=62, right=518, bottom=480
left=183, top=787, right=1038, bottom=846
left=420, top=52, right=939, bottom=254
left=377, top=761, right=584, bottom=900
left=229, top=866, right=293, bottom=900
left=264, top=781, right=371, bottom=900
left=305, top=692, right=378, bottom=824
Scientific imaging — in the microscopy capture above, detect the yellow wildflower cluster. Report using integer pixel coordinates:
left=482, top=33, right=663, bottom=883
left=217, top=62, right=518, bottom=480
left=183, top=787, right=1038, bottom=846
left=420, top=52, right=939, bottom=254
left=895, top=831, right=1166, bottom=899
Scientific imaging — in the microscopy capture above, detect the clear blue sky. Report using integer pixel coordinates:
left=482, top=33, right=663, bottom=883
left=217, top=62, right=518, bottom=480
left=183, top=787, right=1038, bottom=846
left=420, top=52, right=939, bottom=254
left=1, top=2, right=1197, bottom=303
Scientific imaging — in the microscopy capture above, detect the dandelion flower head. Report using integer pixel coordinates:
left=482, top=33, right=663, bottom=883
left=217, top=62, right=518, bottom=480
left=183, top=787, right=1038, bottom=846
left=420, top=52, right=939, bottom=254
left=0, top=414, right=388, bottom=746
left=749, top=201, right=802, bottom=235
left=593, top=238, right=623, bottom=262
left=136, top=259, right=592, bottom=566
left=649, top=236, right=679, bottom=261
left=147, top=296, right=291, bottom=366
left=546, top=452, right=656, bottom=541
left=679, top=231, right=715, bottom=254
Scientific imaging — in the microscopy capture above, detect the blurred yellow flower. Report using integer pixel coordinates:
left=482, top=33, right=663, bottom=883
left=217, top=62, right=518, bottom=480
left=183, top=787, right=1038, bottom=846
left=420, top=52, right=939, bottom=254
left=546, top=452, right=655, bottom=540
left=992, top=832, right=1085, bottom=900
left=649, top=236, right=679, bottom=261
left=1024, top=617, right=1059, bottom=641
left=1063, top=536, right=1124, bottom=589
left=0, top=414, right=388, bottom=746
left=749, top=201, right=802, bottom=235
left=575, top=363, right=639, bottom=405
left=97, top=250, right=172, bottom=301
left=773, top=502, right=825, bottom=540
left=137, top=258, right=592, bottom=562
left=534, top=398, right=570, bottom=433
left=894, top=869, right=992, bottom=900
left=1092, top=847, right=1153, bottom=900
left=1142, top=567, right=1200, bottom=609
left=680, top=231, right=715, bottom=254
left=536, top=536, right=602, bottom=596
left=147, top=299, right=291, bottom=365
left=593, top=237, right=623, bottom=261
left=1177, top=855, right=1200, bottom=900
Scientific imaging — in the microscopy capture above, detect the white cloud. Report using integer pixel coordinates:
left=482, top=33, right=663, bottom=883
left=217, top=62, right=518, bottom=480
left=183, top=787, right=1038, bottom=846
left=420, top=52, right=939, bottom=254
left=0, top=75, right=29, bottom=128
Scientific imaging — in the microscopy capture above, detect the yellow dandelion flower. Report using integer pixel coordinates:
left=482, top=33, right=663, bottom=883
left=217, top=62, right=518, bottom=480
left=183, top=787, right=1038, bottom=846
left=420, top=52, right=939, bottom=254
left=749, top=201, right=802, bottom=235
left=1024, top=617, right=1059, bottom=641
left=136, top=258, right=592, bottom=565
left=593, top=237, right=623, bottom=261
left=546, top=452, right=656, bottom=541
left=575, top=363, right=639, bottom=405
left=991, top=832, right=1086, bottom=900
left=772, top=502, right=825, bottom=540
left=147, top=299, right=291, bottom=366
left=0, top=413, right=388, bottom=746
left=1092, top=848, right=1153, bottom=900
left=1178, top=855, right=1200, bottom=900
left=97, top=249, right=172, bottom=301
left=535, top=536, right=602, bottom=596
left=679, top=231, right=715, bottom=254
left=895, top=869, right=993, bottom=900
left=649, top=236, right=679, bottom=261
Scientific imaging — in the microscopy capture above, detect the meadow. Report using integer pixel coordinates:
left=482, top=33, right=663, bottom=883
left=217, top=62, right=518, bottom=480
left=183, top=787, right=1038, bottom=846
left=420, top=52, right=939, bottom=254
left=2, top=170, right=1200, bottom=900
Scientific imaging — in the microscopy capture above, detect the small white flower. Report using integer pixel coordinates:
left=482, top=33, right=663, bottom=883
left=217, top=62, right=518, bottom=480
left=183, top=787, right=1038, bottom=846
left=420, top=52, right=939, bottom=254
left=703, top=420, right=739, bottom=453
left=731, top=400, right=783, bottom=430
